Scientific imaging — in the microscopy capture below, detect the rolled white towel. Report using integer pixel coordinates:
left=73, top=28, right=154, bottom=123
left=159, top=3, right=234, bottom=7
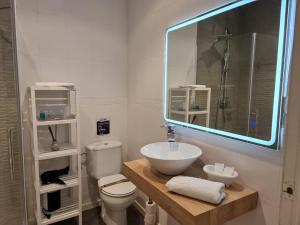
left=166, top=176, right=225, bottom=204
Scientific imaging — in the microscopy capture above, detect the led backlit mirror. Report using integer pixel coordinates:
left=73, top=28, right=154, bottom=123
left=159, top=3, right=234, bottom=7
left=164, top=0, right=293, bottom=148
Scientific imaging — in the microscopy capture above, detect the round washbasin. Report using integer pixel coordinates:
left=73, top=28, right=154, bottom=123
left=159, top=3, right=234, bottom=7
left=140, top=142, right=202, bottom=175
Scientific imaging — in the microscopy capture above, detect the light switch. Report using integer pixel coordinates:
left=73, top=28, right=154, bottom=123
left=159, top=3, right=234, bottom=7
left=97, top=119, right=110, bottom=136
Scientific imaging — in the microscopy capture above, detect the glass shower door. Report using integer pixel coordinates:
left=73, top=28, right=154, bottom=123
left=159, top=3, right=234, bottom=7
left=0, top=1, right=26, bottom=225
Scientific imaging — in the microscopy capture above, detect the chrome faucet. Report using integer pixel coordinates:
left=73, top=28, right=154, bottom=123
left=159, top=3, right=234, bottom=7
left=162, top=124, right=176, bottom=142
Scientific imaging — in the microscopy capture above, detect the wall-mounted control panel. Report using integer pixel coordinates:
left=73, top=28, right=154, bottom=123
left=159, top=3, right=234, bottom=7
left=97, top=119, right=110, bottom=136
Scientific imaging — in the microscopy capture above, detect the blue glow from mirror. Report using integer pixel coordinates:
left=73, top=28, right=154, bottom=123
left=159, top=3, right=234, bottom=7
left=163, top=0, right=294, bottom=147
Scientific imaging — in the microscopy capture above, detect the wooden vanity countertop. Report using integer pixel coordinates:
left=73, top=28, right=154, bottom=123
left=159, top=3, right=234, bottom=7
left=123, top=159, right=258, bottom=225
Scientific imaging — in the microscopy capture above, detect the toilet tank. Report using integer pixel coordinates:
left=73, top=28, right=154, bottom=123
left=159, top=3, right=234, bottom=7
left=86, top=140, right=122, bottom=180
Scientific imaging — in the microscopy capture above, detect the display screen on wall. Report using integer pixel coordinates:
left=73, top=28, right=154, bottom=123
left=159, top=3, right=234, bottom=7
left=163, top=0, right=295, bottom=148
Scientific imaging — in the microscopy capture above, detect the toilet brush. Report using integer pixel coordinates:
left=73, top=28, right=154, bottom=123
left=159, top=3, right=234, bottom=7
left=48, top=125, right=59, bottom=151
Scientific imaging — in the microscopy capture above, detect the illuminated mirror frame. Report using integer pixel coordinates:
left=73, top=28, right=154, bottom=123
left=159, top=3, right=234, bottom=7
left=163, top=0, right=296, bottom=148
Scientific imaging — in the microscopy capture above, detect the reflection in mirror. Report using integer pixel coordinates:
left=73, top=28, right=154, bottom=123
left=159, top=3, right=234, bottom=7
left=165, top=0, right=291, bottom=147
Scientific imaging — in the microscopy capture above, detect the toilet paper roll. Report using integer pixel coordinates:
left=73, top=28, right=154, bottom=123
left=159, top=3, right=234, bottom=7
left=144, top=201, right=157, bottom=225
left=145, top=201, right=157, bottom=213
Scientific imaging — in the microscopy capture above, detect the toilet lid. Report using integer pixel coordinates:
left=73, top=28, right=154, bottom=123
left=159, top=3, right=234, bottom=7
left=98, top=174, right=136, bottom=197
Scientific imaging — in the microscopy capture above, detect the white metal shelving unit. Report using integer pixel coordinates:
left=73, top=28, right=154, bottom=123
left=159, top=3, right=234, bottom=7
left=29, top=84, right=82, bottom=225
left=169, top=87, right=211, bottom=127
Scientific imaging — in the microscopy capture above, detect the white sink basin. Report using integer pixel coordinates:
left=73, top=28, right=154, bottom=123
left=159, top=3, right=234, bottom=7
left=140, top=142, right=202, bottom=175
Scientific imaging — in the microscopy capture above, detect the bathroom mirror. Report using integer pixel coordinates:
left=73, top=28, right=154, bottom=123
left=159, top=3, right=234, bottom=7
left=164, top=0, right=292, bottom=148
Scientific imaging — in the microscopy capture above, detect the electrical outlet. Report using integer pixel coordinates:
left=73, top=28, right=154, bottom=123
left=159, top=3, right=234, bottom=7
left=97, top=119, right=110, bottom=136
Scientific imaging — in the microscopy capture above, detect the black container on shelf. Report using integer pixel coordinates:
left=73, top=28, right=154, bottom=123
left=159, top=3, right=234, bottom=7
left=47, top=190, right=61, bottom=212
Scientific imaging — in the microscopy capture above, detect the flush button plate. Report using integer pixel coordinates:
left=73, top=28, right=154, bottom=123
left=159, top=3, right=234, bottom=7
left=97, top=119, right=110, bottom=136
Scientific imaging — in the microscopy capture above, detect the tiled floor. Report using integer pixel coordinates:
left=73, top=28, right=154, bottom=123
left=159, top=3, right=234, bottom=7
left=53, top=206, right=144, bottom=225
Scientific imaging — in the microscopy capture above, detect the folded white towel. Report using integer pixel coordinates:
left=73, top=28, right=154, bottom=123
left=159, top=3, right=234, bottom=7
left=166, top=176, right=225, bottom=204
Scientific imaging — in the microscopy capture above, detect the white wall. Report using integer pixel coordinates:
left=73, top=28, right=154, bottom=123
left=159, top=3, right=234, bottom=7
left=127, top=1, right=283, bottom=225
left=15, top=0, right=295, bottom=225
left=16, top=0, right=128, bottom=210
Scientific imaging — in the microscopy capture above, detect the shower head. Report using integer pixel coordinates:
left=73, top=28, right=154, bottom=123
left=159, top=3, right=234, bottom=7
left=199, top=28, right=232, bottom=68
left=213, top=34, right=232, bottom=44
left=213, top=28, right=232, bottom=45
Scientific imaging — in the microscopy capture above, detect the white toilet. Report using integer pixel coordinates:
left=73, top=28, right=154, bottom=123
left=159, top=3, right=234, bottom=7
left=86, top=141, right=137, bottom=225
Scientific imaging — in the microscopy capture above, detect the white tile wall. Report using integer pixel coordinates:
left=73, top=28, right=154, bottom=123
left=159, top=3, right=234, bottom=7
left=16, top=0, right=128, bottom=212
left=127, top=1, right=283, bottom=225
left=15, top=0, right=291, bottom=224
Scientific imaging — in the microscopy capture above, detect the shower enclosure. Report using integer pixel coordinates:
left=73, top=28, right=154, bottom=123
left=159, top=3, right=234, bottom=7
left=197, top=32, right=278, bottom=140
left=0, top=0, right=26, bottom=225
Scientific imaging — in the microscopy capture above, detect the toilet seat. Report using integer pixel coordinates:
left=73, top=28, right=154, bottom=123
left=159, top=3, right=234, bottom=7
left=98, top=174, right=136, bottom=197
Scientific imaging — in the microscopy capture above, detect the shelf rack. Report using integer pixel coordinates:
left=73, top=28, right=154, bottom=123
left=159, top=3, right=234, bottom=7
left=169, top=87, right=211, bottom=127
left=29, top=84, right=82, bottom=225
left=39, top=204, right=79, bottom=225
left=39, top=176, right=79, bottom=194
